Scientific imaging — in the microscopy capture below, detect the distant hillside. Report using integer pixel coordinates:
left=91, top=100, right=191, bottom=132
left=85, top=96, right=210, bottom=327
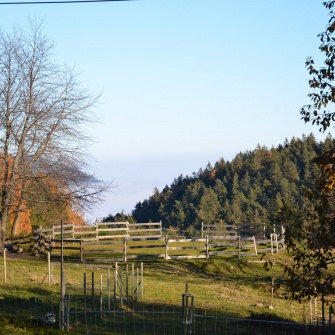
left=107, top=134, right=334, bottom=235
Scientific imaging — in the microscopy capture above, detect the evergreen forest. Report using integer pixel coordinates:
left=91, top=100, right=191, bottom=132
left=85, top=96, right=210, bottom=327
left=103, top=134, right=334, bottom=236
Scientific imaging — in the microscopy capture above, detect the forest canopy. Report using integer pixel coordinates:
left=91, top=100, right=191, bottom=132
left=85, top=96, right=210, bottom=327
left=105, top=134, right=333, bottom=237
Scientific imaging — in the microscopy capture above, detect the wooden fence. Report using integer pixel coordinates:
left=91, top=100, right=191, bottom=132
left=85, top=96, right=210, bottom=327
left=201, top=222, right=285, bottom=239
left=34, top=221, right=163, bottom=241
left=34, top=221, right=285, bottom=262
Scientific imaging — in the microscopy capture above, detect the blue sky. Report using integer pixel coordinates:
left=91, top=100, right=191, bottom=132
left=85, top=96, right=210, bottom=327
left=0, top=0, right=331, bottom=221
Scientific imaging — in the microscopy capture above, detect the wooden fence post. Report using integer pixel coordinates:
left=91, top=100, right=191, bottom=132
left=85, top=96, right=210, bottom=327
left=275, top=233, right=278, bottom=252
left=107, top=268, right=111, bottom=311
left=126, top=221, right=129, bottom=238
left=201, top=222, right=203, bottom=238
left=92, top=272, right=95, bottom=311
left=124, top=238, right=127, bottom=263
left=119, top=268, right=123, bottom=305
left=84, top=273, right=87, bottom=312
left=100, top=274, right=103, bottom=313
left=136, top=267, right=139, bottom=301
left=141, top=262, right=144, bottom=299
left=80, top=239, right=83, bottom=263
left=160, top=220, right=163, bottom=238
left=253, top=236, right=257, bottom=255
left=114, top=265, right=117, bottom=303
left=165, top=236, right=168, bottom=260
left=126, top=264, right=129, bottom=304
left=206, top=235, right=209, bottom=259
left=270, top=233, right=274, bottom=255
left=238, top=236, right=241, bottom=259
left=48, top=251, right=51, bottom=286
left=132, top=263, right=135, bottom=303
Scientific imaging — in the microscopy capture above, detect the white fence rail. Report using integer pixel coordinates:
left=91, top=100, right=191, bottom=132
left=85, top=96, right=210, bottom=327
left=34, top=221, right=285, bottom=262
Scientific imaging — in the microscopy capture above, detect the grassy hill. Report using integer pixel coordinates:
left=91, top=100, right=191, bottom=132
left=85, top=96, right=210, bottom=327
left=0, top=248, right=326, bottom=334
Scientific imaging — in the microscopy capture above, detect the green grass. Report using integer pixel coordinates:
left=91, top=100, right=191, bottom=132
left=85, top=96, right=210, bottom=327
left=0, top=245, right=329, bottom=334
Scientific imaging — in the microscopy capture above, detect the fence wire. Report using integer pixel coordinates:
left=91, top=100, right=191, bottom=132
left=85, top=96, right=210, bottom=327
left=0, top=287, right=333, bottom=335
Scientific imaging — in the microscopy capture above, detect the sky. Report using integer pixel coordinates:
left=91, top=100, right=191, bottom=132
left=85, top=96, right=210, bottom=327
left=0, top=0, right=332, bottom=222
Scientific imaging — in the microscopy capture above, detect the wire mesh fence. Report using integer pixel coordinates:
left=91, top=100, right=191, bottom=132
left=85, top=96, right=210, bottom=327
left=0, top=287, right=333, bottom=335
left=1, top=256, right=334, bottom=334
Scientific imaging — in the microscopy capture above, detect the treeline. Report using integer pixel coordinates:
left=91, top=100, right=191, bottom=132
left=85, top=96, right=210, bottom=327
left=104, top=134, right=333, bottom=236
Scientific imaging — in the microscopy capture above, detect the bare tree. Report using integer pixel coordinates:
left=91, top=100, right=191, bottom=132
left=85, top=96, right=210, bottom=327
left=0, top=20, right=108, bottom=251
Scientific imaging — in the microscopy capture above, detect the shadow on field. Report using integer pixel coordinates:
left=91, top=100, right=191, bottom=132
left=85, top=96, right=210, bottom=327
left=0, top=283, right=334, bottom=335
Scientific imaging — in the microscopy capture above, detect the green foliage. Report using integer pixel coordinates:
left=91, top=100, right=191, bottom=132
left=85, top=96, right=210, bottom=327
left=300, top=1, right=335, bottom=131
left=285, top=150, right=335, bottom=302
left=132, top=134, right=329, bottom=236
left=285, top=1, right=335, bottom=305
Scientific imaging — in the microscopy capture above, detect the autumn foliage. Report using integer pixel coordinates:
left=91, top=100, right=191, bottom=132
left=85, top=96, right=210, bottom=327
left=0, top=155, right=84, bottom=236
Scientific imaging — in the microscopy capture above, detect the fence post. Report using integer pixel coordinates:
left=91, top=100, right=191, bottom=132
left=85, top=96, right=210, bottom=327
left=124, top=238, right=127, bottom=263
left=84, top=273, right=87, bottom=312
left=206, top=235, right=209, bottom=259
left=126, top=264, right=129, bottom=304
left=132, top=263, right=135, bottom=303
left=100, top=274, right=103, bottom=313
left=269, top=278, right=274, bottom=309
left=136, top=267, right=139, bottom=301
left=141, top=262, right=144, bottom=300
left=253, top=236, right=257, bottom=255
left=238, top=236, right=241, bottom=259
left=48, top=251, right=51, bottom=286
left=80, top=239, right=83, bottom=263
left=165, top=236, right=168, bottom=260
left=126, top=221, right=129, bottom=238
left=160, top=220, right=163, bottom=238
left=201, top=222, right=203, bottom=238
left=114, top=264, right=117, bottom=304
left=107, top=268, right=111, bottom=311
left=92, top=272, right=95, bottom=311
left=120, top=268, right=123, bottom=305
left=270, top=233, right=274, bottom=255
left=275, top=234, right=278, bottom=252
left=182, top=284, right=194, bottom=335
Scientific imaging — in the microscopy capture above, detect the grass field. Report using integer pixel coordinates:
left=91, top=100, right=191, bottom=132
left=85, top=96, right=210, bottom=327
left=0, top=241, right=330, bottom=334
